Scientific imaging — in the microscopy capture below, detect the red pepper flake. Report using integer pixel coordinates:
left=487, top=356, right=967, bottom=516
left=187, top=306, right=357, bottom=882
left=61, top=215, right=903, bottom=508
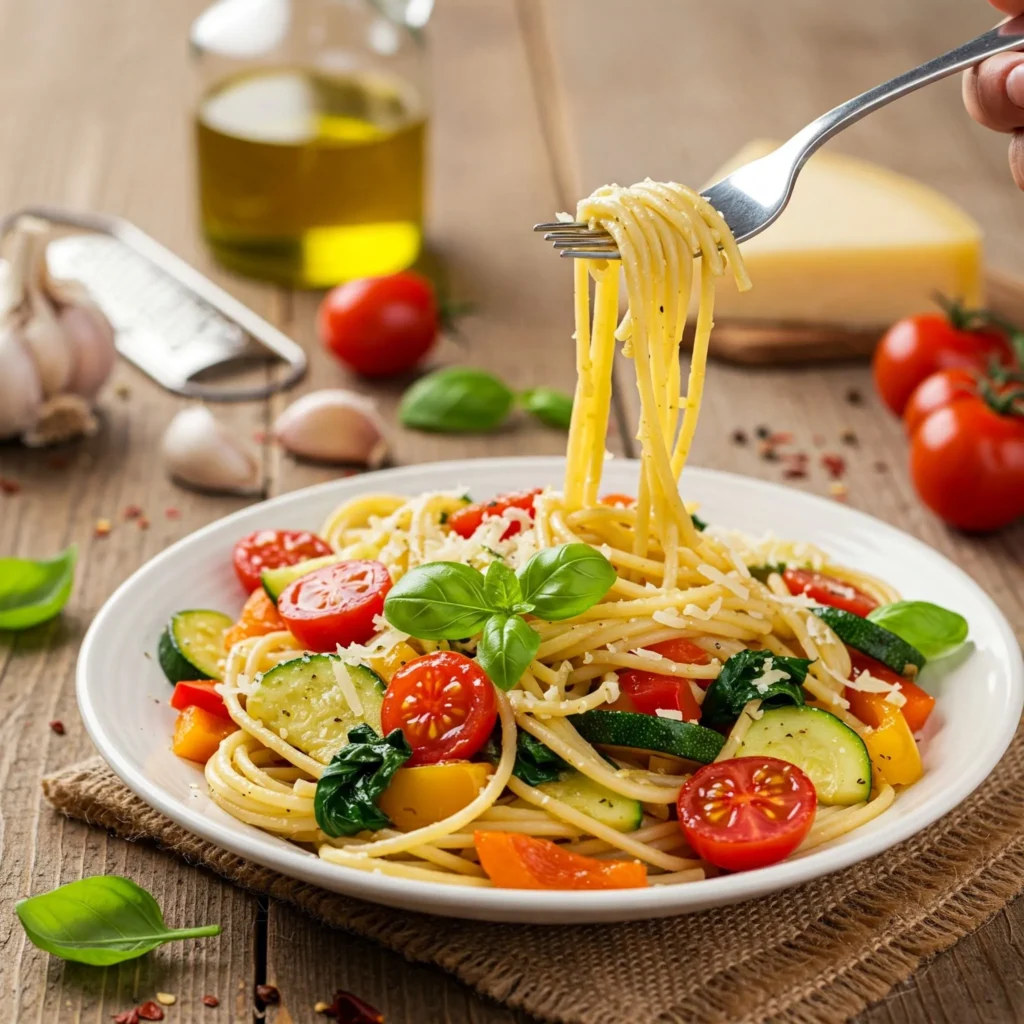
left=253, top=430, right=268, bottom=444
left=812, top=433, right=826, bottom=447
left=256, top=984, right=280, bottom=1005
left=123, top=504, right=143, bottom=520
left=821, top=454, right=846, bottom=480
left=845, top=388, right=864, bottom=406
left=137, top=516, right=151, bottom=531
left=729, top=428, right=748, bottom=446
left=137, top=1003, right=165, bottom=1021
left=49, top=720, right=65, bottom=735
left=202, top=995, right=220, bottom=1008
left=165, top=507, right=181, bottom=520
left=94, top=518, right=112, bottom=537
left=782, top=467, right=808, bottom=480
left=113, top=1012, right=139, bottom=1024
left=320, top=990, right=385, bottom=1022
left=767, top=431, right=793, bottom=447
left=0, top=477, right=21, bottom=494
left=758, top=441, right=779, bottom=462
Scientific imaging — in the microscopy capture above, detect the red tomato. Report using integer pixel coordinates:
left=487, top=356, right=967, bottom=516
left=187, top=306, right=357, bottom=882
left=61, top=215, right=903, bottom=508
left=848, top=650, right=935, bottom=734
left=232, top=530, right=333, bottom=593
left=170, top=680, right=231, bottom=720
left=902, top=368, right=978, bottom=437
left=613, top=671, right=702, bottom=722
left=907, top=379, right=1024, bottom=532
left=446, top=489, right=542, bottom=541
left=598, top=493, right=635, bottom=508
left=677, top=757, right=816, bottom=872
left=278, top=560, right=392, bottom=652
left=474, top=831, right=647, bottom=890
left=380, top=651, right=497, bottom=766
left=318, top=271, right=438, bottom=378
left=873, top=311, right=1013, bottom=416
left=782, top=568, right=878, bottom=617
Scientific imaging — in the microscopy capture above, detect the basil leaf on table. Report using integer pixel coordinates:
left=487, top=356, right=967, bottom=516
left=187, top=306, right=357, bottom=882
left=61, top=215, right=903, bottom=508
left=520, top=387, right=573, bottom=430
left=314, top=724, right=412, bottom=838
left=483, top=560, right=527, bottom=614
left=400, top=367, right=515, bottom=433
left=866, top=601, right=969, bottom=660
left=701, top=649, right=812, bottom=727
left=16, top=875, right=220, bottom=965
left=517, top=543, right=617, bottom=621
left=0, top=545, right=76, bottom=630
left=476, top=613, right=541, bottom=691
left=384, top=561, right=495, bottom=639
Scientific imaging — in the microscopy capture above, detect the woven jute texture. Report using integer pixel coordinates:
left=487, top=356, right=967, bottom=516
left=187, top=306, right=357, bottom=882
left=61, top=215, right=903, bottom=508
left=43, top=732, right=1024, bottom=1024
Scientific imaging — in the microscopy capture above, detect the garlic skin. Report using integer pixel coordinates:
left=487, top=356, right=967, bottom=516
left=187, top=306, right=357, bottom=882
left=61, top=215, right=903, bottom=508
left=162, top=406, right=261, bottom=496
left=0, top=217, right=117, bottom=444
left=273, top=389, right=388, bottom=467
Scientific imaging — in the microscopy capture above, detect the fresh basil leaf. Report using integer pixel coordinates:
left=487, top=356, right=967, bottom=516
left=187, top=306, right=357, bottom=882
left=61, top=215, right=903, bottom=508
left=482, top=728, right=569, bottom=786
left=701, top=649, right=811, bottom=727
left=483, top=560, right=525, bottom=614
left=16, top=875, right=220, bottom=966
left=748, top=563, right=787, bottom=584
left=520, top=387, right=573, bottom=430
left=0, top=545, right=76, bottom=631
left=477, top=614, right=540, bottom=691
left=517, top=543, right=616, bottom=621
left=400, top=367, right=515, bottom=433
left=691, top=513, right=708, bottom=532
left=384, top=561, right=495, bottom=639
left=314, top=724, right=412, bottom=838
left=867, top=601, right=969, bottom=660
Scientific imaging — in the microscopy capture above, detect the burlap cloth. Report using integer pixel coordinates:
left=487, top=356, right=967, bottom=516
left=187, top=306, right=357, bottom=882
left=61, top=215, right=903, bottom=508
left=43, top=729, right=1024, bottom=1024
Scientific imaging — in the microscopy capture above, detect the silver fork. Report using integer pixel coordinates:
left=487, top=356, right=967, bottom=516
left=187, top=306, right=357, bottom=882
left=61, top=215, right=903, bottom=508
left=536, top=15, right=1024, bottom=258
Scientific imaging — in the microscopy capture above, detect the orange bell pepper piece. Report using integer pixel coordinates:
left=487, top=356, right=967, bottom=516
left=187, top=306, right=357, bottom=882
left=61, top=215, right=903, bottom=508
left=172, top=705, right=237, bottom=764
left=475, top=831, right=647, bottom=890
left=223, top=588, right=285, bottom=650
left=848, top=650, right=935, bottom=734
left=845, top=687, right=923, bottom=787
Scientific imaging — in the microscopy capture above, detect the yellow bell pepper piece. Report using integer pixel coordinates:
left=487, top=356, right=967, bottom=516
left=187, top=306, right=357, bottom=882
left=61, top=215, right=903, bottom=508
left=854, top=691, right=923, bottom=788
left=378, top=761, right=494, bottom=831
left=369, top=641, right=420, bottom=682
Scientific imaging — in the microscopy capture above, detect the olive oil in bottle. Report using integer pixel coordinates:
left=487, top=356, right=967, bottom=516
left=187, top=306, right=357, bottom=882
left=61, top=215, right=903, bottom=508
left=196, top=67, right=426, bottom=288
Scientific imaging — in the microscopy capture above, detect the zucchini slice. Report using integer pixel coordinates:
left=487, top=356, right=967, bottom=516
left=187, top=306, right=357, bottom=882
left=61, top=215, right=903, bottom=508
left=246, top=654, right=385, bottom=763
left=736, top=705, right=871, bottom=805
left=570, top=710, right=724, bottom=764
left=812, top=606, right=925, bottom=674
left=158, top=609, right=233, bottom=683
left=261, top=554, right=342, bottom=601
left=534, top=770, right=643, bottom=832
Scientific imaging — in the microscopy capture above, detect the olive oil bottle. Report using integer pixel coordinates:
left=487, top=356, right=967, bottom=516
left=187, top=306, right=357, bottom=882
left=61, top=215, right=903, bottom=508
left=196, top=67, right=426, bottom=287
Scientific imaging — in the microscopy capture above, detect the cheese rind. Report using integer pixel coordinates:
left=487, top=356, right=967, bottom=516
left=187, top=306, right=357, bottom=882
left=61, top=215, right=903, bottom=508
left=708, top=140, right=984, bottom=327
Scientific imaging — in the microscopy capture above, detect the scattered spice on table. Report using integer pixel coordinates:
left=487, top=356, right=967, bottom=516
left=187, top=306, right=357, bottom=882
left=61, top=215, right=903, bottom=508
left=758, top=441, right=779, bottom=462
left=253, top=429, right=268, bottom=444
left=48, top=454, right=70, bottom=470
left=137, top=1002, right=164, bottom=1021
left=812, top=433, right=825, bottom=447
left=754, top=424, right=771, bottom=440
left=137, top=516, right=151, bottom=530
left=113, top=1012, right=139, bottom=1024
left=730, top=428, right=748, bottom=445
left=767, top=431, right=793, bottom=446
left=155, top=993, right=176, bottom=1006
left=821, top=453, right=846, bottom=480
left=115, top=383, right=131, bottom=400
left=202, top=994, right=220, bottom=1008
left=94, top=518, right=112, bottom=537
left=49, top=720, right=65, bottom=735
left=829, top=481, right=849, bottom=501
left=123, top=504, right=143, bottom=520
left=845, top=387, right=863, bottom=405
left=317, top=989, right=384, bottom=1022
left=256, top=984, right=280, bottom=1005
left=165, top=507, right=181, bottom=520
left=874, top=460, right=889, bottom=473
left=0, top=477, right=21, bottom=494
left=840, top=429, right=859, bottom=447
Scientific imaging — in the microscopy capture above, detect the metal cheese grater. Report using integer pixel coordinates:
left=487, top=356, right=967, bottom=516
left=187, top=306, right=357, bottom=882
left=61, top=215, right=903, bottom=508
left=1, top=205, right=307, bottom=401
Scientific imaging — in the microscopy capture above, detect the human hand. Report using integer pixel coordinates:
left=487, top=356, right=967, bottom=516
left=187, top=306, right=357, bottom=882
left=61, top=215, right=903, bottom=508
left=962, top=0, right=1024, bottom=188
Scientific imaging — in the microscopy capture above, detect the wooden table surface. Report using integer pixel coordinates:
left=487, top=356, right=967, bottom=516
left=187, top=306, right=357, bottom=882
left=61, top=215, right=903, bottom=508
left=2, top=1, right=1023, bottom=1021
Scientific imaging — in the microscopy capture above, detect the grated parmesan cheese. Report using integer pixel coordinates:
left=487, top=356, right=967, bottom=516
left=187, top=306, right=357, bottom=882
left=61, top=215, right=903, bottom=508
left=655, top=708, right=684, bottom=721
left=849, top=669, right=907, bottom=707
left=653, top=608, right=688, bottom=628
left=330, top=659, right=364, bottom=717
left=750, top=657, right=792, bottom=695
left=697, top=563, right=750, bottom=600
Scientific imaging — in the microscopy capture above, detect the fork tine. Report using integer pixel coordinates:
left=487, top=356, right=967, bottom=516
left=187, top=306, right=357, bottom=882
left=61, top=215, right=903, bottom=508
left=533, top=221, right=588, bottom=231
left=550, top=238, right=615, bottom=249
left=559, top=249, right=621, bottom=260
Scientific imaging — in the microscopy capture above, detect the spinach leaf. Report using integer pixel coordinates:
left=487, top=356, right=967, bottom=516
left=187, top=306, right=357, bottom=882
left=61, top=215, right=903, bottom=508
left=476, top=613, right=540, bottom=691
left=383, top=561, right=495, bottom=639
left=0, top=545, right=76, bottom=630
left=314, top=724, right=412, bottom=838
left=748, top=563, right=787, bottom=584
left=517, top=543, right=616, bottom=621
left=867, top=601, right=968, bottom=660
left=16, top=875, right=220, bottom=965
left=482, top=728, right=569, bottom=786
left=400, top=367, right=515, bottom=433
left=691, top=513, right=708, bottom=532
left=701, top=649, right=811, bottom=727
left=483, top=560, right=526, bottom=614
left=520, top=387, right=573, bottom=430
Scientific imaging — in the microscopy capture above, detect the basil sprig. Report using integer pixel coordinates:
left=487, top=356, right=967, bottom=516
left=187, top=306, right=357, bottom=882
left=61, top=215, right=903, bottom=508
left=16, top=876, right=220, bottom=965
left=0, top=545, right=76, bottom=630
left=701, top=649, right=812, bottom=727
left=384, top=543, right=616, bottom=690
left=866, top=601, right=969, bottom=660
left=314, top=724, right=412, bottom=837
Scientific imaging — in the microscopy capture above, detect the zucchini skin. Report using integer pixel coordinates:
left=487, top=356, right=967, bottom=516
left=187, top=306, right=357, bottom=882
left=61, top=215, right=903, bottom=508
left=158, top=609, right=233, bottom=684
left=812, top=605, right=925, bottom=673
left=570, top=709, right=724, bottom=764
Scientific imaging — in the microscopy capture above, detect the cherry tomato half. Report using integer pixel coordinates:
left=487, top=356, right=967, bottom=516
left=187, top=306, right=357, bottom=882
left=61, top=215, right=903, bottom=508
left=848, top=649, right=935, bottom=734
left=380, top=651, right=497, bottom=766
left=598, top=493, right=635, bottom=508
left=318, top=271, right=439, bottom=378
left=872, top=311, right=1013, bottom=416
left=232, top=530, right=333, bottom=593
left=677, top=756, right=816, bottom=872
left=782, top=568, right=878, bottom=618
left=277, top=560, right=392, bottom=652
left=446, top=489, right=542, bottom=541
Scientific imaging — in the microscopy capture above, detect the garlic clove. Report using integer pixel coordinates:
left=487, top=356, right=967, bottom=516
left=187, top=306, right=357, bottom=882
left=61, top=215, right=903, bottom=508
left=162, top=406, right=262, bottom=496
left=22, top=394, right=98, bottom=447
left=60, top=299, right=117, bottom=399
left=273, top=389, right=388, bottom=467
left=0, top=326, right=44, bottom=440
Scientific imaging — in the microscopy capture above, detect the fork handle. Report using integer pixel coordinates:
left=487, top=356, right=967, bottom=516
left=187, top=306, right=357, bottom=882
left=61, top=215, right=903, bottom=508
left=784, top=14, right=1024, bottom=172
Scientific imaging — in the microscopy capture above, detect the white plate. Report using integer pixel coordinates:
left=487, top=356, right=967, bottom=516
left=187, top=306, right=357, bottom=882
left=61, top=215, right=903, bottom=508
left=77, top=457, right=1023, bottom=923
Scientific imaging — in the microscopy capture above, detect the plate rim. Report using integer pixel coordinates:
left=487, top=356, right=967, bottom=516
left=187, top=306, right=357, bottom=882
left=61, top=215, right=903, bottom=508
left=76, top=456, right=1024, bottom=922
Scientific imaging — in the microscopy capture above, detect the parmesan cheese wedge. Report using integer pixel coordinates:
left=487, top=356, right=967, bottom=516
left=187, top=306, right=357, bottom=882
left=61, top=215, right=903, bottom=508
left=705, top=140, right=984, bottom=327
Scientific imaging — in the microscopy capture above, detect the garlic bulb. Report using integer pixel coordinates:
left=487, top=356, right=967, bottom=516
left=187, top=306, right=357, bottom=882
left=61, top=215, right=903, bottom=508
left=162, top=406, right=261, bottom=496
left=0, top=217, right=116, bottom=445
left=273, top=389, right=388, bottom=467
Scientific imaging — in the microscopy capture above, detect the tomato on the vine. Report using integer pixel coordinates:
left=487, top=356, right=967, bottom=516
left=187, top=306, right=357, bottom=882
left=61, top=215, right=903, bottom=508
left=319, top=271, right=439, bottom=378
left=782, top=568, right=878, bottom=618
left=232, top=529, right=333, bottom=593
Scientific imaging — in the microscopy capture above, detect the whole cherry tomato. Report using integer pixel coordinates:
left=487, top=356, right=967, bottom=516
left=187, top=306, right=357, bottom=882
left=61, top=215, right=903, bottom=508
left=319, top=271, right=439, bottom=378
left=873, top=309, right=1013, bottom=416
left=902, top=368, right=978, bottom=436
